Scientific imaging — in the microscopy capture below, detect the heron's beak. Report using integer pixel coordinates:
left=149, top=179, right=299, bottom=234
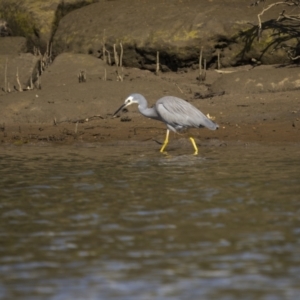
left=113, top=103, right=128, bottom=117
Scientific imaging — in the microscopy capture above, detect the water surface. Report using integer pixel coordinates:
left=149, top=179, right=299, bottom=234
left=0, top=142, right=300, bottom=300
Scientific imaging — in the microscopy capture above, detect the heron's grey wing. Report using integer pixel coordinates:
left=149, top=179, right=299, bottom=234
left=156, top=97, right=218, bottom=130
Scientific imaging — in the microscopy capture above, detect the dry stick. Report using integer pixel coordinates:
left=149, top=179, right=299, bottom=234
left=257, top=1, right=294, bottom=41
left=289, top=54, right=300, bottom=61
left=155, top=51, right=160, bottom=75
left=277, top=11, right=300, bottom=22
left=113, top=43, right=121, bottom=81
left=36, top=73, right=41, bottom=89
left=102, top=29, right=107, bottom=63
left=104, top=68, right=107, bottom=81
left=46, top=41, right=49, bottom=57
left=174, top=82, right=184, bottom=94
left=29, top=75, right=33, bottom=90
left=75, top=122, right=78, bottom=134
left=16, top=67, right=22, bottom=92
left=113, top=44, right=119, bottom=64
left=203, top=58, right=207, bottom=81
left=4, top=58, right=8, bottom=92
left=199, top=46, right=203, bottom=80
left=78, top=70, right=86, bottom=83
left=217, top=49, right=221, bottom=70
left=119, top=42, right=123, bottom=81
left=106, top=50, right=111, bottom=65
left=40, top=58, right=43, bottom=75
left=48, top=42, right=53, bottom=64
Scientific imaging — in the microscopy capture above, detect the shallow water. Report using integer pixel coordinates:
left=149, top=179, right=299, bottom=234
left=0, top=142, right=300, bottom=300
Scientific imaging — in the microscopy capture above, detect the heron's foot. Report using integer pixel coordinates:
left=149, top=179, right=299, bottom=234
left=160, top=129, right=170, bottom=153
left=160, top=150, right=169, bottom=156
left=159, top=145, right=168, bottom=153
left=189, top=137, right=199, bottom=155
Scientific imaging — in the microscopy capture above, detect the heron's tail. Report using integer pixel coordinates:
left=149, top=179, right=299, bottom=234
left=200, top=118, right=219, bottom=130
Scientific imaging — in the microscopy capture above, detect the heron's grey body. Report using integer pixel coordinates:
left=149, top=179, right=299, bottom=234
left=113, top=93, right=218, bottom=154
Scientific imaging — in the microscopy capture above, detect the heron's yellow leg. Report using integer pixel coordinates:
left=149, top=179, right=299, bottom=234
left=160, top=129, right=170, bottom=152
left=189, top=137, right=198, bottom=155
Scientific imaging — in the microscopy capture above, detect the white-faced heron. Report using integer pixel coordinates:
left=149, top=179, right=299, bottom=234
left=113, top=93, right=219, bottom=154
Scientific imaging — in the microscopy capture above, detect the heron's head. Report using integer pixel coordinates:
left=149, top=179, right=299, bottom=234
left=113, top=94, right=139, bottom=117
left=124, top=95, right=139, bottom=107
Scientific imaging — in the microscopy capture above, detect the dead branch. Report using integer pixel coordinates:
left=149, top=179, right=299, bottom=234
left=199, top=46, right=203, bottom=80
left=155, top=51, right=160, bottom=75
left=113, top=43, right=123, bottom=81
left=105, top=49, right=111, bottom=65
left=78, top=70, right=86, bottom=83
left=256, top=1, right=297, bottom=40
left=217, top=49, right=221, bottom=70
left=119, top=42, right=124, bottom=81
left=16, top=67, right=23, bottom=92
left=102, top=29, right=107, bottom=63
left=4, top=58, right=8, bottom=92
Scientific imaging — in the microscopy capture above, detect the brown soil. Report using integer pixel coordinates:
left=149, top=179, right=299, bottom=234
left=1, top=65, right=300, bottom=149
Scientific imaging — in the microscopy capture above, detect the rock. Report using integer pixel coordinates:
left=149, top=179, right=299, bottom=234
left=1, top=0, right=297, bottom=69
left=0, top=0, right=97, bottom=50
left=0, top=53, right=40, bottom=92
left=52, top=0, right=295, bottom=70
left=0, top=18, right=12, bottom=36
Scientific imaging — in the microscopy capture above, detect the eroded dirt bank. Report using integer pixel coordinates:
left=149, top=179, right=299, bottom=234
left=1, top=65, right=299, bottom=149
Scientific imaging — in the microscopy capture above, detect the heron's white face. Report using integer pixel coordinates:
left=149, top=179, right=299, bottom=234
left=113, top=95, right=139, bottom=117
left=124, top=95, right=138, bottom=107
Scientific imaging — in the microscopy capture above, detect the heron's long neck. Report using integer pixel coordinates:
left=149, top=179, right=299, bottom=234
left=138, top=98, right=160, bottom=120
left=139, top=106, right=158, bottom=119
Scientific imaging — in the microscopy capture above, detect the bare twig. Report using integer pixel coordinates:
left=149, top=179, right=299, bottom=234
left=119, top=42, right=124, bottom=81
left=119, top=42, right=123, bottom=69
left=104, top=68, right=107, bottom=81
left=4, top=58, right=8, bottom=92
left=49, top=42, right=52, bottom=64
left=78, top=70, right=86, bottom=83
left=174, top=82, right=184, bottom=94
left=36, top=73, right=41, bottom=89
left=113, top=44, right=119, bottom=66
left=203, top=58, right=207, bottom=81
left=114, top=43, right=123, bottom=81
left=217, top=49, right=221, bottom=70
left=102, top=29, right=107, bottom=63
left=199, top=46, right=203, bottom=80
left=40, top=57, right=43, bottom=75
left=155, top=51, right=160, bottom=75
left=29, top=75, right=34, bottom=90
left=16, top=67, right=23, bottom=92
left=256, top=1, right=296, bottom=41
left=198, top=47, right=206, bottom=82
left=105, top=49, right=111, bottom=65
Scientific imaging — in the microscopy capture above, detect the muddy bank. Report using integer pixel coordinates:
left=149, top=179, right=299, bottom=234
left=1, top=53, right=300, bottom=149
left=1, top=64, right=299, bottom=148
